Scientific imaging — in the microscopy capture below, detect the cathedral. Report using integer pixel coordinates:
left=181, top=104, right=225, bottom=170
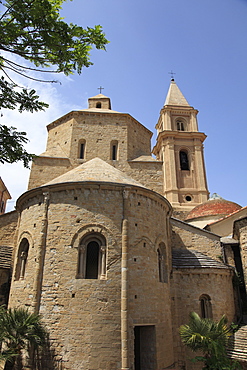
left=1, top=79, right=247, bottom=369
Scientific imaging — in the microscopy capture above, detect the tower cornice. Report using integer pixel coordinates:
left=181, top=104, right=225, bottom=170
left=157, top=130, right=206, bottom=139
left=161, top=105, right=198, bottom=114
left=153, top=131, right=207, bottom=154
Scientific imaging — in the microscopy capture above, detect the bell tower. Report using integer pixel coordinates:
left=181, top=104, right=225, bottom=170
left=153, top=79, right=209, bottom=211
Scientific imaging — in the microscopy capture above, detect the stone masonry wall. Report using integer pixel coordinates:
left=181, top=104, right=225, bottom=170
left=0, top=210, right=18, bottom=247
left=9, top=186, right=123, bottom=369
left=114, top=160, right=163, bottom=195
left=45, top=112, right=152, bottom=165
left=28, top=111, right=163, bottom=194
left=0, top=211, right=17, bottom=306
left=127, top=118, right=152, bottom=160
left=171, top=218, right=222, bottom=261
left=127, top=190, right=174, bottom=369
left=171, top=269, right=235, bottom=370
left=28, top=157, right=72, bottom=190
left=9, top=183, right=174, bottom=370
left=46, top=116, right=74, bottom=158
left=233, top=217, right=247, bottom=295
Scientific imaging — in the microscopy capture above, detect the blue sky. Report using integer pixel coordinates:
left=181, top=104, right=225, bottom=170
left=2, top=0, right=247, bottom=211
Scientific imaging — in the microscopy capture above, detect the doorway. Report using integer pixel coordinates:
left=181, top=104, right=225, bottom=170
left=134, top=326, right=156, bottom=370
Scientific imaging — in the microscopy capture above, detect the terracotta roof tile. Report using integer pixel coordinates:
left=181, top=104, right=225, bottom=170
left=206, top=205, right=247, bottom=227
left=186, top=199, right=242, bottom=221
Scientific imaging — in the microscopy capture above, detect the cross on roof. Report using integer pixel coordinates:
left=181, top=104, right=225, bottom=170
left=98, top=86, right=104, bottom=94
left=168, top=70, right=176, bottom=80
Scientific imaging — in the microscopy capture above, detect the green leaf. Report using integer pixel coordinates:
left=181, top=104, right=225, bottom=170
left=179, top=312, right=242, bottom=369
left=0, top=0, right=108, bottom=166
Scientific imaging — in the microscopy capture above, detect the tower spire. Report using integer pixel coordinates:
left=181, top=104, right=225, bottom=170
left=164, top=79, right=190, bottom=107
left=153, top=80, right=209, bottom=212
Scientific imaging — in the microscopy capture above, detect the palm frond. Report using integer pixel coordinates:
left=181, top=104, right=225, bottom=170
left=0, top=306, right=48, bottom=361
left=179, top=312, right=231, bottom=356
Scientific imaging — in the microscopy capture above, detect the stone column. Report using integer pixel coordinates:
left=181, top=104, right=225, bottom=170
left=121, top=189, right=129, bottom=370
left=100, top=245, right=107, bottom=278
left=20, top=251, right=28, bottom=279
left=77, top=244, right=86, bottom=278
left=164, top=139, right=179, bottom=205
left=194, top=143, right=208, bottom=200
left=191, top=110, right=199, bottom=131
left=33, top=191, right=49, bottom=314
left=163, top=110, right=172, bottom=130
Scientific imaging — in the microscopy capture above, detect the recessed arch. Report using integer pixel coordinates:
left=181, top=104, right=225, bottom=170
left=15, top=238, right=30, bottom=281
left=132, top=236, right=154, bottom=250
left=71, top=224, right=113, bottom=249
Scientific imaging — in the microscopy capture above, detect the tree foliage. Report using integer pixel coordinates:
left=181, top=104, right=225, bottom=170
left=0, top=125, right=34, bottom=167
left=0, top=306, right=47, bottom=369
left=0, top=0, right=108, bottom=167
left=179, top=312, right=241, bottom=370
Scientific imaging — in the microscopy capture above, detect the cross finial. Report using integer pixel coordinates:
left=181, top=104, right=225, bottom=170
left=98, top=86, right=104, bottom=94
left=168, top=70, right=176, bottom=80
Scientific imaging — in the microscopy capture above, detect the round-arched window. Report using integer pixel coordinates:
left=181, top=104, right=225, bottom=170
left=180, top=151, right=190, bottom=170
left=176, top=119, right=186, bottom=131
left=199, top=294, right=212, bottom=318
left=77, top=233, right=106, bottom=279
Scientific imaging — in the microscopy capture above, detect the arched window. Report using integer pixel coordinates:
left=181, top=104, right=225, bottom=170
left=157, top=248, right=163, bottom=282
left=15, top=238, right=29, bottom=280
left=157, top=243, right=168, bottom=283
left=110, top=140, right=118, bottom=160
left=176, top=120, right=185, bottom=131
left=200, top=294, right=212, bottom=318
left=77, top=234, right=106, bottom=279
left=78, top=140, right=86, bottom=159
left=180, top=150, right=189, bottom=170
left=96, top=102, right=101, bottom=108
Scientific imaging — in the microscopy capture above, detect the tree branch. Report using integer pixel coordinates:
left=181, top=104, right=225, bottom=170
left=3, top=65, right=59, bottom=83
left=3, top=58, right=58, bottom=73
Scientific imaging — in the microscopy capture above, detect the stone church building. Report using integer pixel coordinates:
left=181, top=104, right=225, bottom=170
left=1, top=79, right=247, bottom=369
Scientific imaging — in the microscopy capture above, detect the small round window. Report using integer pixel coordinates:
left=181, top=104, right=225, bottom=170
left=185, top=195, right=192, bottom=202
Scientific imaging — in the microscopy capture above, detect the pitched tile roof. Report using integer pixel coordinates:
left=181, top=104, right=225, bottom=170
left=228, top=324, right=247, bottom=361
left=0, top=245, right=13, bottom=269
left=172, top=249, right=229, bottom=269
